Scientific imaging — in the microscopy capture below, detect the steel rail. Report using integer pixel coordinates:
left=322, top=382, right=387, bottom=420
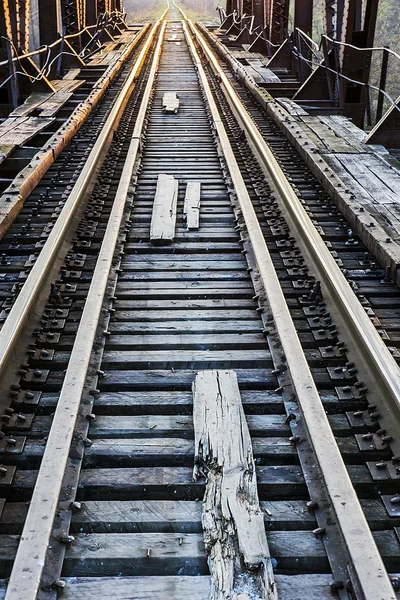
left=177, top=5, right=397, bottom=599
left=4, top=16, right=167, bottom=600
left=183, top=7, right=400, bottom=443
left=0, top=13, right=165, bottom=380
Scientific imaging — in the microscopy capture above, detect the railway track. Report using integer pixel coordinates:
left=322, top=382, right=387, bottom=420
left=0, top=3, right=399, bottom=599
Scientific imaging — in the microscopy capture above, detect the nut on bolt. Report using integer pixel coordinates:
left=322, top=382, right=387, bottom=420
left=59, top=534, right=75, bottom=544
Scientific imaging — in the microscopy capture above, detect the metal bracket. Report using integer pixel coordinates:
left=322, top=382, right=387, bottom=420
left=356, top=433, right=389, bottom=451
left=367, top=461, right=400, bottom=481
left=1, top=413, right=33, bottom=430
left=22, top=369, right=50, bottom=383
left=0, top=465, right=16, bottom=486
left=0, top=436, right=26, bottom=454
left=31, top=349, right=55, bottom=361
left=36, top=333, right=61, bottom=346
left=327, top=366, right=353, bottom=380
left=11, top=390, right=42, bottom=406
left=320, top=345, right=344, bottom=358
left=381, top=495, right=400, bottom=517
left=346, top=411, right=377, bottom=429
left=336, top=385, right=366, bottom=400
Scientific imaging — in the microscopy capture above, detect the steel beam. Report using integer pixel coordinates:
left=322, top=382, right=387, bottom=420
left=294, top=0, right=312, bottom=37
left=340, top=0, right=380, bottom=127
left=252, top=0, right=264, bottom=29
left=270, top=0, right=290, bottom=46
left=86, top=0, right=97, bottom=26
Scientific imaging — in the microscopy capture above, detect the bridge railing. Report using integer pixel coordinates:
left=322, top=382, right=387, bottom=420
left=292, top=29, right=400, bottom=127
left=0, top=10, right=127, bottom=107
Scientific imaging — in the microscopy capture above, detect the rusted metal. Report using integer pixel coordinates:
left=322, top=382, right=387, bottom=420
left=340, top=0, right=379, bottom=127
left=376, top=46, right=389, bottom=123
left=270, top=0, right=289, bottom=46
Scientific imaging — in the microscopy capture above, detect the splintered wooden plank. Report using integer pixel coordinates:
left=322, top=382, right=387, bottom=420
left=150, top=174, right=178, bottom=245
left=9, top=92, right=53, bottom=117
left=162, top=92, right=180, bottom=114
left=183, top=181, right=201, bottom=230
left=193, top=370, right=278, bottom=600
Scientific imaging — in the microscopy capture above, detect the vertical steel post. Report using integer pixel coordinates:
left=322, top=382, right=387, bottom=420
left=86, top=0, right=98, bottom=26
left=376, top=46, right=389, bottom=123
left=340, top=0, right=380, bottom=127
left=270, top=0, right=290, bottom=45
left=294, top=0, right=312, bottom=37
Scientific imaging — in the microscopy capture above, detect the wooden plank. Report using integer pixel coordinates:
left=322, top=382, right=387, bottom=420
left=1, top=531, right=397, bottom=577
left=183, top=181, right=201, bottom=229
left=299, top=116, right=354, bottom=153
left=38, top=92, right=73, bottom=117
left=39, top=574, right=381, bottom=600
left=162, top=92, right=180, bottom=114
left=51, top=79, right=86, bottom=93
left=62, top=68, right=81, bottom=80
left=28, top=413, right=356, bottom=438
left=337, top=154, right=400, bottom=205
left=193, top=370, right=277, bottom=599
left=0, top=117, right=28, bottom=137
left=150, top=174, right=178, bottom=245
left=276, top=97, right=308, bottom=117
left=246, top=60, right=281, bottom=83
left=100, top=349, right=271, bottom=369
left=0, top=145, right=16, bottom=165
left=0, top=500, right=318, bottom=534
left=320, top=115, right=367, bottom=143
left=12, top=464, right=380, bottom=502
left=9, top=93, right=53, bottom=117
left=0, top=117, right=55, bottom=146
left=94, top=333, right=266, bottom=348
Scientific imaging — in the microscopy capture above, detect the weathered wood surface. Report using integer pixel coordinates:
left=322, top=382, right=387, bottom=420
left=162, top=92, right=180, bottom=113
left=5, top=497, right=396, bottom=535
left=14, top=435, right=369, bottom=468
left=150, top=174, right=179, bottom=244
left=62, top=68, right=81, bottom=80
left=30, top=574, right=398, bottom=600
left=0, top=144, right=16, bottom=165
left=193, top=370, right=278, bottom=600
left=276, top=98, right=307, bottom=117
left=51, top=78, right=85, bottom=93
left=36, top=388, right=362, bottom=413
left=9, top=92, right=53, bottom=117
left=246, top=60, right=280, bottom=83
left=11, top=464, right=384, bottom=502
left=267, top=101, right=400, bottom=283
left=0, top=116, right=55, bottom=146
left=0, top=530, right=398, bottom=577
left=23, top=412, right=371, bottom=439
left=184, top=181, right=201, bottom=229
left=39, top=92, right=73, bottom=117
left=9, top=91, right=72, bottom=119
left=1, top=500, right=318, bottom=534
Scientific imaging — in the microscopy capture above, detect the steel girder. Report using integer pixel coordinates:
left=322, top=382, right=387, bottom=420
left=340, top=0, right=380, bottom=127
